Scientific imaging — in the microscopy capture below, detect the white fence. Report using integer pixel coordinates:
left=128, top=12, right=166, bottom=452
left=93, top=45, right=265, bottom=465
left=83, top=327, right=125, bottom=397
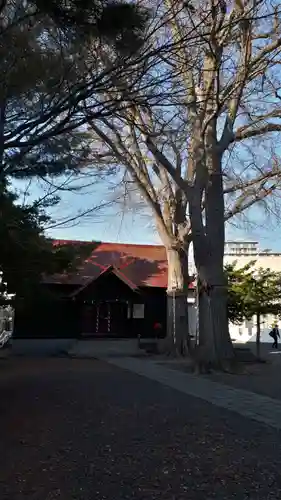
left=0, top=305, right=14, bottom=348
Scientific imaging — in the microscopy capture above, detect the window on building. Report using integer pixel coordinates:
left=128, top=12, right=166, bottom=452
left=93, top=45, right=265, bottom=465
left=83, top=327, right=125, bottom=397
left=246, top=321, right=252, bottom=336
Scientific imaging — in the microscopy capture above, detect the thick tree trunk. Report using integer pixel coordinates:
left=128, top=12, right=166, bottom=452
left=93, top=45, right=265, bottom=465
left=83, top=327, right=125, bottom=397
left=197, top=267, right=234, bottom=367
left=190, top=148, right=235, bottom=369
left=165, top=247, right=191, bottom=356
left=166, top=292, right=189, bottom=355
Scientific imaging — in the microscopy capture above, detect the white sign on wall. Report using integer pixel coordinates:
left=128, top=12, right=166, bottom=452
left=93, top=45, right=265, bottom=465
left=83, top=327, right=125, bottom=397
left=133, top=304, right=145, bottom=319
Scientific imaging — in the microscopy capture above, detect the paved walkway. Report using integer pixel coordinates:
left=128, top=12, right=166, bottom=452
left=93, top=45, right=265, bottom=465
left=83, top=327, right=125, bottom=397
left=204, top=347, right=281, bottom=400
left=106, top=357, right=281, bottom=430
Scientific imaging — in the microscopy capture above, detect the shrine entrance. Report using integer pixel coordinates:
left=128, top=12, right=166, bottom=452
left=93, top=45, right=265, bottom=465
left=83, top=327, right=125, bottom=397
left=81, top=300, right=130, bottom=337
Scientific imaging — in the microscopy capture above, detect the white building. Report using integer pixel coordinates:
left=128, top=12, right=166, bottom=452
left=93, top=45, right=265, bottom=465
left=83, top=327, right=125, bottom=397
left=224, top=241, right=281, bottom=344
left=225, top=240, right=259, bottom=256
left=187, top=240, right=281, bottom=344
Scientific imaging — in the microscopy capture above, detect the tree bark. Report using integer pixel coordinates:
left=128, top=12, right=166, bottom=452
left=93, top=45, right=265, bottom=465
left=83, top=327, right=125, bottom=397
left=190, top=148, right=235, bottom=368
left=165, top=246, right=191, bottom=355
left=197, top=267, right=234, bottom=367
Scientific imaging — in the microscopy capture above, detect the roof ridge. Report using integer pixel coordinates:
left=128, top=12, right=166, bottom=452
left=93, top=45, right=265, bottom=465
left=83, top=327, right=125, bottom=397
left=52, top=238, right=164, bottom=249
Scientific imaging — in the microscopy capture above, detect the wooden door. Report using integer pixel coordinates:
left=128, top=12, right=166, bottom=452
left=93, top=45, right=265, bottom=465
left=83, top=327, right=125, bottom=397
left=96, top=302, right=111, bottom=335
left=110, top=301, right=128, bottom=336
left=81, top=305, right=95, bottom=336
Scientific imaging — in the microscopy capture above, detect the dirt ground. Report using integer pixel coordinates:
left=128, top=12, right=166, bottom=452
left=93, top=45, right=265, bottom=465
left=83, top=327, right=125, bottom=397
left=1, top=357, right=281, bottom=499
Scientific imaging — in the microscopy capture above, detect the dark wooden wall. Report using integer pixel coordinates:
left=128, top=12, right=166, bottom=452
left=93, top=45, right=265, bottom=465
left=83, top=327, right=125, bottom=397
left=138, top=287, right=166, bottom=339
left=14, top=299, right=80, bottom=339
left=14, top=278, right=167, bottom=339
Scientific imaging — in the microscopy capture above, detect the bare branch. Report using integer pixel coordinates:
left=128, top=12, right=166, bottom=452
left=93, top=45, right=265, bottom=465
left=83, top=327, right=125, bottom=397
left=233, top=123, right=281, bottom=142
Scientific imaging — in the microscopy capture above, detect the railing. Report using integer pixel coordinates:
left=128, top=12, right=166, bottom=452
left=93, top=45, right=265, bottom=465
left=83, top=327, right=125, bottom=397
left=0, top=329, right=12, bottom=348
left=0, top=305, right=14, bottom=349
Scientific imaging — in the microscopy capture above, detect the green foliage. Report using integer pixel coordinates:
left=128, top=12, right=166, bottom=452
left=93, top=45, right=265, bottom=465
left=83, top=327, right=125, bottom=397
left=0, top=0, right=150, bottom=182
left=49, top=240, right=98, bottom=276
left=6, top=131, right=93, bottom=179
left=96, top=2, right=150, bottom=54
left=1, top=2, right=92, bottom=177
left=0, top=182, right=50, bottom=297
left=0, top=0, right=143, bottom=300
left=0, top=182, right=93, bottom=300
left=226, top=261, right=281, bottom=324
left=35, top=0, right=149, bottom=54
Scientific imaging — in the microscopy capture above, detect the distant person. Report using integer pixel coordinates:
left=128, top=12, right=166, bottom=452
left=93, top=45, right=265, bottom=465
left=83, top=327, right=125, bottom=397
left=270, top=324, right=280, bottom=349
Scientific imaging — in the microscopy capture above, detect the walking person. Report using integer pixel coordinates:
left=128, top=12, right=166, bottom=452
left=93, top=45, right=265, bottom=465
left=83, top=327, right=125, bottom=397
left=270, top=324, right=280, bottom=349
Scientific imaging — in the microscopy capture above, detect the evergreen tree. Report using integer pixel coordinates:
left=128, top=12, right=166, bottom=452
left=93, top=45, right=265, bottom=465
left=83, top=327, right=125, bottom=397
left=0, top=0, right=150, bottom=180
left=0, top=181, right=93, bottom=300
left=0, top=0, right=148, bottom=301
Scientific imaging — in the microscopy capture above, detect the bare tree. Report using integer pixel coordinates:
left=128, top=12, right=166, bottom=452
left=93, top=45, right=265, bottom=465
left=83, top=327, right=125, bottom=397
left=174, top=0, right=281, bottom=368
left=81, top=0, right=281, bottom=366
left=6, top=1, right=280, bottom=365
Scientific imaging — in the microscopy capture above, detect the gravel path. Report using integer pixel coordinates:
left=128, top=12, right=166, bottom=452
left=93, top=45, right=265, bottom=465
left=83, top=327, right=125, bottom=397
left=1, top=358, right=281, bottom=500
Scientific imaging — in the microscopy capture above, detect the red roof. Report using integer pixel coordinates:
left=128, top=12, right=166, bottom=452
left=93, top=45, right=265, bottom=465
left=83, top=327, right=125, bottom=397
left=47, top=240, right=194, bottom=289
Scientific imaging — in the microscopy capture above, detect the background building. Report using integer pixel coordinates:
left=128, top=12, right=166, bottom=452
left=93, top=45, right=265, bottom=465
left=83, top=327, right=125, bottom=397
left=225, top=241, right=259, bottom=256
left=188, top=240, right=281, bottom=344
left=224, top=241, right=281, bottom=344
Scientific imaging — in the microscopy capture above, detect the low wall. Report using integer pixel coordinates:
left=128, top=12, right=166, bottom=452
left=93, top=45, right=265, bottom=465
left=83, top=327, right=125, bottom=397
left=11, top=338, right=76, bottom=356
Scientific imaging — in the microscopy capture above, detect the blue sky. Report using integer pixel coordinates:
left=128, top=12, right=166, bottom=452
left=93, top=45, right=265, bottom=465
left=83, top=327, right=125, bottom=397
left=52, top=208, right=281, bottom=252
left=14, top=175, right=281, bottom=251
left=47, top=190, right=281, bottom=252
left=14, top=175, right=161, bottom=244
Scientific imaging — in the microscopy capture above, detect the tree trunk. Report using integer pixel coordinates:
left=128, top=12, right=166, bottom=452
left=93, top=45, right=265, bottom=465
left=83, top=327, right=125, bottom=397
left=165, top=246, right=191, bottom=356
left=197, top=267, right=234, bottom=368
left=256, top=311, right=261, bottom=359
left=190, top=149, right=235, bottom=369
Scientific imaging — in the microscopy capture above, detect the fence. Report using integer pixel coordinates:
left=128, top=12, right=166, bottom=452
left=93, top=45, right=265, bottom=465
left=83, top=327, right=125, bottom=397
left=0, top=304, right=14, bottom=348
